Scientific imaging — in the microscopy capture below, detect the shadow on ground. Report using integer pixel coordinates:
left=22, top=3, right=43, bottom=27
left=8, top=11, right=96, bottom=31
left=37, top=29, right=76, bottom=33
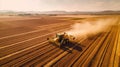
left=51, top=42, right=83, bottom=53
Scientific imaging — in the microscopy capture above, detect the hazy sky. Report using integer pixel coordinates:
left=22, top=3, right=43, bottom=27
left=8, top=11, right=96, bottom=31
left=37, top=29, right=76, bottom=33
left=0, top=0, right=120, bottom=11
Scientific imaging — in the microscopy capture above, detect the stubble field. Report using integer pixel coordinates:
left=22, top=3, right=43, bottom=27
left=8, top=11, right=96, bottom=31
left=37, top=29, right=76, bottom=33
left=0, top=15, right=120, bottom=67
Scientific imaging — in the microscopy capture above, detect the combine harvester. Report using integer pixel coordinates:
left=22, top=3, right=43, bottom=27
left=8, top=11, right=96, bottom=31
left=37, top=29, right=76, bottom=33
left=47, top=32, right=76, bottom=48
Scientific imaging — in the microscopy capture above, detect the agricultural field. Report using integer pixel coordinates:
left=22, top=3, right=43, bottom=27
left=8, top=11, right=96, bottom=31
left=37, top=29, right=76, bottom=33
left=0, top=15, right=120, bottom=67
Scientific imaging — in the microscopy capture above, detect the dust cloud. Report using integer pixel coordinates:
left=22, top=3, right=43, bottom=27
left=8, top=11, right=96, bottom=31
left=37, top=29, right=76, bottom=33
left=66, top=18, right=116, bottom=39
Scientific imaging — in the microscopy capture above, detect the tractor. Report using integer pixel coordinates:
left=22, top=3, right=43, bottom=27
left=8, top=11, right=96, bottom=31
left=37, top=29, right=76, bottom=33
left=47, top=32, right=75, bottom=48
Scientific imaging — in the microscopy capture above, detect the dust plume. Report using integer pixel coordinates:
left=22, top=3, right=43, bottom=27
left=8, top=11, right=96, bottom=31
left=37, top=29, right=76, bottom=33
left=66, top=18, right=116, bottom=40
